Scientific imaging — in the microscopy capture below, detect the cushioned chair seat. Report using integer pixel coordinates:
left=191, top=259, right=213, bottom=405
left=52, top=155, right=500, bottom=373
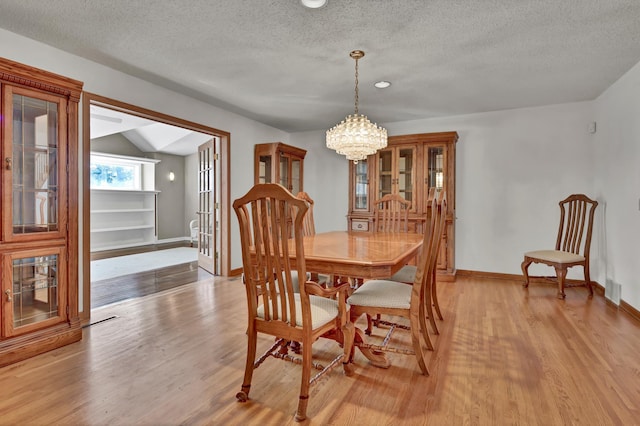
left=257, top=293, right=343, bottom=329
left=524, top=250, right=585, bottom=264
left=390, top=265, right=417, bottom=283
left=347, top=280, right=412, bottom=310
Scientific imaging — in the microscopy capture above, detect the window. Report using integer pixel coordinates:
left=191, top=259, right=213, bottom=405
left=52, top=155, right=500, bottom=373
left=90, top=154, right=142, bottom=190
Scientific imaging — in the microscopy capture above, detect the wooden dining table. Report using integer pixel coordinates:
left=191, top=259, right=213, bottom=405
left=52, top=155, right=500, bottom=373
left=293, top=230, right=424, bottom=279
left=289, top=230, right=424, bottom=368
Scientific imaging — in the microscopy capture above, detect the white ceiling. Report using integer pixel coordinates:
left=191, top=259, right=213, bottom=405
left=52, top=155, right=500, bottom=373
left=1, top=0, right=640, bottom=137
left=90, top=105, right=211, bottom=156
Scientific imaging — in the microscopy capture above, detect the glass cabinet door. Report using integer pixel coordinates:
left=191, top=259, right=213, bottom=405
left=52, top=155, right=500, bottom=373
left=426, top=146, right=445, bottom=190
left=279, top=155, right=289, bottom=190
left=397, top=147, right=415, bottom=205
left=291, top=158, right=301, bottom=194
left=258, top=155, right=272, bottom=183
left=2, top=85, right=67, bottom=242
left=378, top=149, right=393, bottom=199
left=353, top=159, right=369, bottom=211
left=2, top=247, right=67, bottom=337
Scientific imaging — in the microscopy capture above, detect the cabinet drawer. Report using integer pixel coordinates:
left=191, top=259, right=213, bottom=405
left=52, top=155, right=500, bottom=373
left=351, top=220, right=369, bottom=231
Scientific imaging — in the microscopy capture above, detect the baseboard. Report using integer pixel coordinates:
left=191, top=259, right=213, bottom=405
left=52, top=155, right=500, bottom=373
left=621, top=300, right=640, bottom=323
left=229, top=267, right=243, bottom=277
left=91, top=240, right=192, bottom=260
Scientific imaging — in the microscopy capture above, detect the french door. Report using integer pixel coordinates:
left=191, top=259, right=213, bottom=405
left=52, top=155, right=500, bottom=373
left=197, top=139, right=221, bottom=274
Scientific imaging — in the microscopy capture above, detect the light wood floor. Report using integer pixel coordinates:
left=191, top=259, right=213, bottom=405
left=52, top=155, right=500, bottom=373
left=1, top=275, right=639, bottom=425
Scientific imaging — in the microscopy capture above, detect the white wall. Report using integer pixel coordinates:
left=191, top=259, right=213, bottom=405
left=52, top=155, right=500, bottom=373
left=593, top=60, right=640, bottom=309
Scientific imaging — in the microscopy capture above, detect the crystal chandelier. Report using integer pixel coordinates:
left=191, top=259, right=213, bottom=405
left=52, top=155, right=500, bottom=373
left=326, top=50, right=387, bottom=163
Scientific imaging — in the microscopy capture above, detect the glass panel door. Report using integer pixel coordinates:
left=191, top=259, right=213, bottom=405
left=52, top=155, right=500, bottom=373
left=9, top=92, right=61, bottom=235
left=279, top=155, right=289, bottom=190
left=291, top=158, right=301, bottom=195
left=3, top=247, right=67, bottom=337
left=258, top=155, right=271, bottom=183
left=2, top=86, right=67, bottom=243
left=354, top=159, right=369, bottom=210
left=378, top=149, right=393, bottom=199
left=427, top=146, right=445, bottom=191
left=397, top=147, right=414, bottom=204
left=197, top=140, right=215, bottom=275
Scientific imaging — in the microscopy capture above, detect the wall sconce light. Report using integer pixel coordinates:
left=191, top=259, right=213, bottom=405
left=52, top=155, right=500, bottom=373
left=169, top=171, right=175, bottom=182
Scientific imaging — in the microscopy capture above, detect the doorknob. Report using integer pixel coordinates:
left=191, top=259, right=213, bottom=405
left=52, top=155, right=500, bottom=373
left=5, top=157, right=11, bottom=170
left=4, top=289, right=11, bottom=302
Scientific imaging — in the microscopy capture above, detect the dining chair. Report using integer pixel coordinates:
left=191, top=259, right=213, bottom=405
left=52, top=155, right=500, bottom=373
left=389, top=189, right=447, bottom=335
left=522, top=194, right=598, bottom=299
left=295, top=191, right=331, bottom=287
left=365, top=194, right=414, bottom=330
left=233, top=183, right=354, bottom=422
left=346, top=195, right=447, bottom=375
left=373, top=193, right=412, bottom=232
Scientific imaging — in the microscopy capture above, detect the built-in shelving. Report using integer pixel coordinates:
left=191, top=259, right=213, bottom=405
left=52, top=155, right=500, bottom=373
left=89, top=154, right=160, bottom=252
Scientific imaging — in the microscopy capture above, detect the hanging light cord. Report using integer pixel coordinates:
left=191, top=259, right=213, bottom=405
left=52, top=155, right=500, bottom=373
left=354, top=55, right=359, bottom=115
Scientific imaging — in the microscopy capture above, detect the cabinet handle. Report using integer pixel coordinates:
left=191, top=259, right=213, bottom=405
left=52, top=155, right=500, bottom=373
left=5, top=157, right=11, bottom=170
left=4, top=290, right=11, bottom=302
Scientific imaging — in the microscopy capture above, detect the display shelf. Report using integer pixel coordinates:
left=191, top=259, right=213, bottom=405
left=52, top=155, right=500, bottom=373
left=89, top=157, right=160, bottom=252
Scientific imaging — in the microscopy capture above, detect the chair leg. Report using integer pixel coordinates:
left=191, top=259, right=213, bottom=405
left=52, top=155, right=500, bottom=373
left=236, top=328, right=258, bottom=402
left=521, top=257, right=533, bottom=288
left=418, top=297, right=435, bottom=351
left=425, top=284, right=439, bottom=336
left=584, top=264, right=594, bottom=298
left=431, top=269, right=444, bottom=321
left=365, top=314, right=373, bottom=336
left=294, top=337, right=312, bottom=422
left=555, top=266, right=567, bottom=299
left=410, top=305, right=429, bottom=375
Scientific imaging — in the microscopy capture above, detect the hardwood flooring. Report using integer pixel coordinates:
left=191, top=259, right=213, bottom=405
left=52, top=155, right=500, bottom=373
left=91, top=261, right=212, bottom=309
left=1, top=276, right=639, bottom=425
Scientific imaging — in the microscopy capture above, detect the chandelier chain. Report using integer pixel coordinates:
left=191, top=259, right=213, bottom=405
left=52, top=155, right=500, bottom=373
left=354, top=56, right=359, bottom=115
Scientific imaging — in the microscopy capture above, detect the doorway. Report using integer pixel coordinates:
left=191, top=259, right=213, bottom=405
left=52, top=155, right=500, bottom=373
left=81, top=93, right=230, bottom=321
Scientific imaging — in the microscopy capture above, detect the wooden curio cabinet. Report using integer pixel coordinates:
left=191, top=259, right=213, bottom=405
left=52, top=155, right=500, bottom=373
left=348, top=131, right=458, bottom=279
left=254, top=142, right=306, bottom=194
left=0, top=58, right=83, bottom=367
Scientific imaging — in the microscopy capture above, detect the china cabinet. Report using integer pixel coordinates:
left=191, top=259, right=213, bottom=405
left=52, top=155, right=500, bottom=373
left=0, top=57, right=83, bottom=366
left=348, top=131, right=458, bottom=279
left=254, top=142, right=306, bottom=194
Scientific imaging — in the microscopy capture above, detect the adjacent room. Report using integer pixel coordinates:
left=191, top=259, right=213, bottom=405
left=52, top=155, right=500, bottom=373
left=88, top=105, right=216, bottom=308
left=1, top=1, right=639, bottom=425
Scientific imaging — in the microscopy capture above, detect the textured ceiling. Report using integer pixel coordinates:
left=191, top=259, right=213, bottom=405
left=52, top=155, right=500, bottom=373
left=1, top=0, right=640, bottom=134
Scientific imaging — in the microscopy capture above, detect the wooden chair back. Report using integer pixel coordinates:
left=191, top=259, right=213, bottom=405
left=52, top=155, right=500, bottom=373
left=373, top=194, right=411, bottom=232
left=234, top=183, right=310, bottom=327
left=416, top=193, right=447, bottom=291
left=295, top=191, right=316, bottom=237
left=555, top=194, right=598, bottom=258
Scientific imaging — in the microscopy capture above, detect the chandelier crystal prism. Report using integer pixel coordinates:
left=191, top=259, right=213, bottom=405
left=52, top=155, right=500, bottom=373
left=326, top=50, right=387, bottom=163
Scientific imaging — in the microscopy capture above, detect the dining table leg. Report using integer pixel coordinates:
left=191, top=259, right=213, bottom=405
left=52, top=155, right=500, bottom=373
left=353, top=327, right=391, bottom=368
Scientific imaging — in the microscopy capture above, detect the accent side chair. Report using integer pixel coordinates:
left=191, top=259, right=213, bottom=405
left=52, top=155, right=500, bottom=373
left=521, top=193, right=598, bottom=299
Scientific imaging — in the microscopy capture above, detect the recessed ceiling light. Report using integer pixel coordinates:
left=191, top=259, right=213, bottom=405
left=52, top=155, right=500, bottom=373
left=374, top=80, right=391, bottom=89
left=301, top=0, right=328, bottom=9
